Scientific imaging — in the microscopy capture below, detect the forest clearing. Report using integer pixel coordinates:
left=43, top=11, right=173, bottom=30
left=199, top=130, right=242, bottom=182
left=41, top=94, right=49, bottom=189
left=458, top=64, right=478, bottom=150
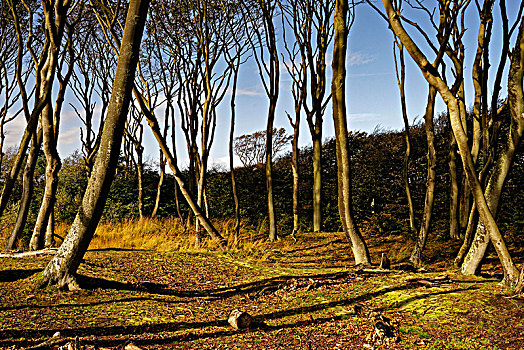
left=1, top=0, right=524, bottom=348
left=1, top=225, right=523, bottom=349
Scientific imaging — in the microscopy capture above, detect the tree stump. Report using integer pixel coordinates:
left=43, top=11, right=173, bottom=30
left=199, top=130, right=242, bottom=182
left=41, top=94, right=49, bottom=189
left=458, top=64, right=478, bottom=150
left=228, top=309, right=253, bottom=330
left=379, top=253, right=390, bottom=269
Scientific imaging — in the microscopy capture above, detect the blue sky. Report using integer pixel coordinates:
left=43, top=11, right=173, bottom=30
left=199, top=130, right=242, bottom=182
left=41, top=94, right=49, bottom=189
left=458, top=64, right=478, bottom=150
left=3, top=1, right=521, bottom=169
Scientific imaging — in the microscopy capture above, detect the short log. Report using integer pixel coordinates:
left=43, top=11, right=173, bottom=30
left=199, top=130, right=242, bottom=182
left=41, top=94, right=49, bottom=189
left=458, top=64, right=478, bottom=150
left=228, top=309, right=253, bottom=330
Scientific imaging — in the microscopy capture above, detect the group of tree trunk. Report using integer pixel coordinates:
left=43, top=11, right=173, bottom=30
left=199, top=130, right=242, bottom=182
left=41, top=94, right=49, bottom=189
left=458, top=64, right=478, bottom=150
left=0, top=0, right=522, bottom=288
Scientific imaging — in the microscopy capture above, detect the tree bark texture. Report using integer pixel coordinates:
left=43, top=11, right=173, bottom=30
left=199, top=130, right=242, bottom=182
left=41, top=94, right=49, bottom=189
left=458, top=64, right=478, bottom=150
left=36, top=0, right=151, bottom=289
left=4, top=129, right=42, bottom=251
left=409, top=86, right=437, bottom=267
left=332, top=0, right=370, bottom=265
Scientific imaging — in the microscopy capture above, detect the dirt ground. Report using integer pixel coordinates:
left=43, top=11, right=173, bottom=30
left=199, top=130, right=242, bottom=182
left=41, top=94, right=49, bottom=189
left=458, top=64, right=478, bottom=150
left=1, top=232, right=523, bottom=349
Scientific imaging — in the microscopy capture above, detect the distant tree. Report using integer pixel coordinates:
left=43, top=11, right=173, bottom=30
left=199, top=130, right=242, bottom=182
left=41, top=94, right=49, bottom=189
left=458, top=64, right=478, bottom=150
left=280, top=0, right=334, bottom=233
left=244, top=0, right=280, bottom=241
left=234, top=128, right=292, bottom=167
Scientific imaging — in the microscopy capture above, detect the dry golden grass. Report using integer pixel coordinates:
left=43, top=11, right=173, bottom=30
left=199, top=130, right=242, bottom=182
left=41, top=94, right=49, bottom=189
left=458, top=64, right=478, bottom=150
left=85, top=217, right=269, bottom=253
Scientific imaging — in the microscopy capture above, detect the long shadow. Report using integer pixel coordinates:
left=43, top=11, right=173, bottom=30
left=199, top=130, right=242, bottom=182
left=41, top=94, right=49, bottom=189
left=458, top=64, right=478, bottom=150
left=0, top=283, right=474, bottom=347
left=87, top=248, right=150, bottom=252
left=79, top=269, right=382, bottom=300
left=285, top=239, right=343, bottom=254
left=0, top=296, right=174, bottom=312
left=0, top=269, right=41, bottom=283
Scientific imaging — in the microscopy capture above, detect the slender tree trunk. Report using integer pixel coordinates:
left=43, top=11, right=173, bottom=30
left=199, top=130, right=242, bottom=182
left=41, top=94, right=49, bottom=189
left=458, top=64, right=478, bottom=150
left=151, top=154, right=165, bottom=218
left=266, top=101, right=277, bottom=241
left=409, top=86, right=437, bottom=266
left=290, top=116, right=300, bottom=238
left=29, top=104, right=61, bottom=251
left=36, top=0, right=151, bottom=289
left=4, top=129, right=42, bottom=252
left=332, top=0, right=370, bottom=265
left=136, top=146, right=144, bottom=219
left=312, top=134, right=322, bottom=232
left=394, top=42, right=416, bottom=234
left=448, top=133, right=460, bottom=239
left=229, top=66, right=241, bottom=243
left=45, top=210, right=55, bottom=247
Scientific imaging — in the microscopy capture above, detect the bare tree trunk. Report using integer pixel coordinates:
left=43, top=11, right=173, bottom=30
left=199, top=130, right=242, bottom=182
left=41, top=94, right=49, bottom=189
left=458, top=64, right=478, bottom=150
left=332, top=0, right=370, bottom=265
left=136, top=145, right=144, bottom=219
left=448, top=134, right=460, bottom=239
left=410, top=86, right=437, bottom=266
left=229, top=65, right=241, bottom=243
left=290, top=115, right=300, bottom=238
left=36, top=0, right=151, bottom=289
left=312, top=134, right=322, bottom=232
left=393, top=40, right=416, bottom=235
left=151, top=153, right=164, bottom=218
left=4, top=129, right=42, bottom=252
left=29, top=104, right=61, bottom=251
left=266, top=101, right=277, bottom=241
left=45, top=210, right=55, bottom=247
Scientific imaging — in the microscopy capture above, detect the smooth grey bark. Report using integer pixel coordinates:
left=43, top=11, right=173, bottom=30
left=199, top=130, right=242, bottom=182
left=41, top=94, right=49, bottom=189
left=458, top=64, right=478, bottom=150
left=36, top=0, right=151, bottom=289
left=332, top=0, right=370, bottom=265
left=409, top=86, right=437, bottom=266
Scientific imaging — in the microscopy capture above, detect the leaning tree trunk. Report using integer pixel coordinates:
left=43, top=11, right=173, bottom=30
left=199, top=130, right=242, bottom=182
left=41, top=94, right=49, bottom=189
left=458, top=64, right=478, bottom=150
left=4, top=129, right=42, bottom=252
left=36, top=0, right=151, bottom=289
left=461, top=18, right=524, bottom=283
left=332, top=0, right=370, bottom=265
left=151, top=153, right=165, bottom=218
left=409, top=86, right=437, bottom=267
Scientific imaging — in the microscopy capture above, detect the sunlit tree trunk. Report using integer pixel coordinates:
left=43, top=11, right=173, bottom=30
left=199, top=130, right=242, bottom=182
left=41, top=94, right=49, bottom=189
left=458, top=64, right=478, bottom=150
left=36, top=0, right=151, bottom=289
left=393, top=38, right=416, bottom=235
left=4, top=129, right=42, bottom=252
left=332, top=0, right=370, bottom=265
left=462, top=17, right=524, bottom=284
left=410, top=86, right=437, bottom=266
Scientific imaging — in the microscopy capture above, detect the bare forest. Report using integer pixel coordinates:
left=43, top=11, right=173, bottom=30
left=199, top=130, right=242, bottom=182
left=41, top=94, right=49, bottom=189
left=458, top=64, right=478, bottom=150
left=0, top=0, right=523, bottom=349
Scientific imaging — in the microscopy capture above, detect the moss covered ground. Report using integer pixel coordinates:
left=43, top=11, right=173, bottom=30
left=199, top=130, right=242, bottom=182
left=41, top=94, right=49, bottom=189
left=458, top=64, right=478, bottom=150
left=0, top=231, right=523, bottom=349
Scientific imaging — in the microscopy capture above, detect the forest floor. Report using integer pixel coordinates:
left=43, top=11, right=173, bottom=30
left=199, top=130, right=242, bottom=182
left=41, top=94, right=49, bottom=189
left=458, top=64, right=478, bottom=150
left=0, top=231, right=523, bottom=350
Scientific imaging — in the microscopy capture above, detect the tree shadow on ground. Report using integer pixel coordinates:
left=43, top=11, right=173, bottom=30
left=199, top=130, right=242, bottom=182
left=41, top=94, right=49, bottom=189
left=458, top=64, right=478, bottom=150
left=78, top=269, right=388, bottom=300
left=0, top=281, right=474, bottom=348
left=0, top=269, right=41, bottom=283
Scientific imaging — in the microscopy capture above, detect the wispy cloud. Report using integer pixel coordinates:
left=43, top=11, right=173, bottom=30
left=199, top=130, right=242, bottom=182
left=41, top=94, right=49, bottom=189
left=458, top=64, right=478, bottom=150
left=347, top=52, right=376, bottom=66
left=58, top=127, right=80, bottom=145
left=348, top=113, right=381, bottom=121
left=234, top=88, right=265, bottom=97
